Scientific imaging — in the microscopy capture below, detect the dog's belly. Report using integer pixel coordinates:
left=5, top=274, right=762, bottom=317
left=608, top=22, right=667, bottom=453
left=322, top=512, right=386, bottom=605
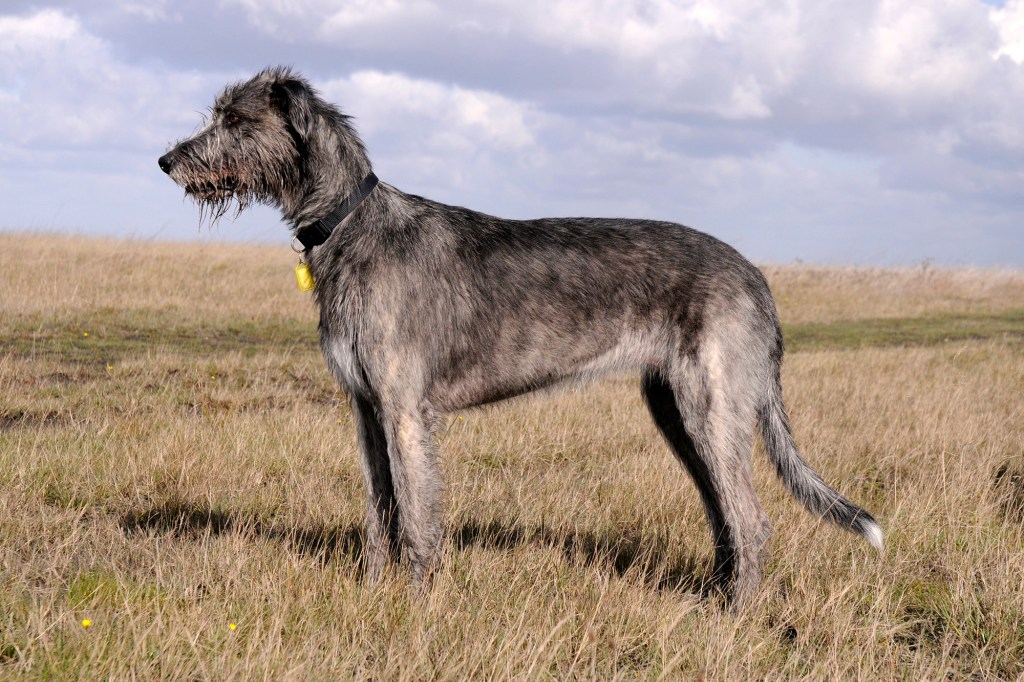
left=427, top=326, right=663, bottom=412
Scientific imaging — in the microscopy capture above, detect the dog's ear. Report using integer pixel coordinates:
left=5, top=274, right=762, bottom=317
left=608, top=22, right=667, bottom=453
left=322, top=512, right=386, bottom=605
left=270, top=78, right=315, bottom=140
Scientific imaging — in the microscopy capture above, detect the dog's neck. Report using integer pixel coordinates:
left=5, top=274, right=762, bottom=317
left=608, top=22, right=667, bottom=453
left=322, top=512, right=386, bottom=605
left=284, top=117, right=373, bottom=230
left=294, top=172, right=379, bottom=249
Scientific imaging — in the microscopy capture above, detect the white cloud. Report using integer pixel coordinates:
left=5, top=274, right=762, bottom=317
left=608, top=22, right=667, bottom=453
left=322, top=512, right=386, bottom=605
left=313, top=71, right=551, bottom=205
left=0, top=1, right=1022, bottom=264
left=323, top=71, right=538, bottom=150
left=470, top=0, right=797, bottom=120
left=0, top=8, right=78, bottom=42
left=992, top=0, right=1024, bottom=61
left=723, top=77, right=772, bottom=120
left=852, top=0, right=993, bottom=100
left=0, top=9, right=223, bottom=154
left=499, top=0, right=744, bottom=57
left=214, top=0, right=1016, bottom=133
left=0, top=11, right=118, bottom=148
left=221, top=0, right=437, bottom=38
left=117, top=1, right=182, bottom=23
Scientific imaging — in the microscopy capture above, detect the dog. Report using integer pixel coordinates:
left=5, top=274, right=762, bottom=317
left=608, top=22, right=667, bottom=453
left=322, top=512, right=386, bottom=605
left=159, top=66, right=882, bottom=607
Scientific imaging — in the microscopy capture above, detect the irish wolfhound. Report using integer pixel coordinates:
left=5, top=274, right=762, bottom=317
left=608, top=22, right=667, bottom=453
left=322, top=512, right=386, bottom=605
left=159, top=66, right=882, bottom=607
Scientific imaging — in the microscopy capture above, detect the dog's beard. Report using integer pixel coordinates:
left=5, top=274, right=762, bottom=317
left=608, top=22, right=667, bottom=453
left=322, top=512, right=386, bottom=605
left=186, top=181, right=250, bottom=226
left=172, top=156, right=295, bottom=228
left=186, top=175, right=240, bottom=201
left=192, top=192, right=245, bottom=227
left=179, top=170, right=272, bottom=227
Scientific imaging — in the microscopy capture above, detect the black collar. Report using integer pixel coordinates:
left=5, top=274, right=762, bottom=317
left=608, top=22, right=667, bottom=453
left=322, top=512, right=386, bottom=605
left=295, top=172, right=379, bottom=249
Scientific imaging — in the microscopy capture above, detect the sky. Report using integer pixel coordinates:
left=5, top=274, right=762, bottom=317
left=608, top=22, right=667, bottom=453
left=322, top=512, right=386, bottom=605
left=1, top=0, right=1023, bottom=266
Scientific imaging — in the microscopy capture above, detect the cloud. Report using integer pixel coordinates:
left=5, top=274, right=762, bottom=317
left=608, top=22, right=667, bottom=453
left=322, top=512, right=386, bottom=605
left=846, top=2, right=993, bottom=100
left=0, top=9, right=223, bottom=157
left=210, top=0, right=1020, bottom=157
left=0, top=1, right=1022, bottom=264
left=221, top=0, right=437, bottom=39
left=315, top=71, right=553, bottom=209
left=992, top=0, right=1024, bottom=61
left=117, top=0, right=182, bottom=23
left=324, top=71, right=538, bottom=150
left=0, top=10, right=110, bottom=148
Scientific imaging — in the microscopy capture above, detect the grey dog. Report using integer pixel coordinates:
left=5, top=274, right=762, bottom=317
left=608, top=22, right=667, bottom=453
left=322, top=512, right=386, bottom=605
left=159, top=66, right=882, bottom=607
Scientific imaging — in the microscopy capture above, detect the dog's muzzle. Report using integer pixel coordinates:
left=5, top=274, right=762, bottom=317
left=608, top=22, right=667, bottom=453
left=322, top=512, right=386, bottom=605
left=158, top=152, right=175, bottom=174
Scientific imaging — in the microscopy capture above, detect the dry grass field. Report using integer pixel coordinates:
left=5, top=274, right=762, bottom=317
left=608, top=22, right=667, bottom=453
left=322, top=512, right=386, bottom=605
left=1, top=232, right=1023, bottom=680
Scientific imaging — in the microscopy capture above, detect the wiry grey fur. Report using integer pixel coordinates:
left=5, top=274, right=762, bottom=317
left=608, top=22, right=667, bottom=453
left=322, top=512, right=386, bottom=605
left=159, top=66, right=883, bottom=608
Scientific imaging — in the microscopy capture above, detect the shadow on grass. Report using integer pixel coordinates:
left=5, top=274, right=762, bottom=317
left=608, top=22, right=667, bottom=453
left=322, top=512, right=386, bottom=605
left=119, top=502, right=708, bottom=595
left=455, top=518, right=708, bottom=595
left=119, top=502, right=364, bottom=567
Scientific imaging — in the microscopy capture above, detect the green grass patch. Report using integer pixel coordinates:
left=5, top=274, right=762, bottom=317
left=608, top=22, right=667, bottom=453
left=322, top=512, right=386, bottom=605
left=783, top=309, right=1024, bottom=352
left=0, top=310, right=318, bottom=365
left=3, top=308, right=1021, bottom=363
left=68, top=572, right=168, bottom=610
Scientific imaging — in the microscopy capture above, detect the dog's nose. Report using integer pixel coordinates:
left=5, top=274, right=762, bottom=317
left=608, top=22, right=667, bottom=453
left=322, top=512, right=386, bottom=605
left=158, top=153, right=174, bottom=174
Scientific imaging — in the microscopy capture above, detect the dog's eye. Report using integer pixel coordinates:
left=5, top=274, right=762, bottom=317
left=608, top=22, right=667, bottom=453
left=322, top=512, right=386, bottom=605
left=225, top=113, right=240, bottom=126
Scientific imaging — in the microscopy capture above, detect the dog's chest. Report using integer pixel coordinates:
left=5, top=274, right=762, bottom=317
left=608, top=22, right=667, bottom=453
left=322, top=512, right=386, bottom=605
left=321, top=326, right=365, bottom=395
left=310, top=251, right=372, bottom=394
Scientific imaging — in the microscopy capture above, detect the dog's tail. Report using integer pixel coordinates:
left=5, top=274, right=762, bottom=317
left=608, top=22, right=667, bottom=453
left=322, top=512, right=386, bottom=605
left=758, top=369, right=884, bottom=550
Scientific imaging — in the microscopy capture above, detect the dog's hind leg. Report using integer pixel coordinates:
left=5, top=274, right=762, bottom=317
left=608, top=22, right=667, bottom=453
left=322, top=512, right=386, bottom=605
left=641, top=363, right=770, bottom=610
left=351, top=394, right=400, bottom=581
left=641, top=370, right=729, bottom=580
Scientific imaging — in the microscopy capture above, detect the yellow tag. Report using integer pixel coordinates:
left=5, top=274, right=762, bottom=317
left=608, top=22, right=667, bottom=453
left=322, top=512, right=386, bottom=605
left=295, top=262, right=315, bottom=292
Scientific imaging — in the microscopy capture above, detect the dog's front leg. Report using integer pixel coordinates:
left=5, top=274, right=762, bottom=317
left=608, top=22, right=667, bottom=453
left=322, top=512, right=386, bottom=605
left=350, top=393, right=400, bottom=581
left=381, top=405, right=443, bottom=587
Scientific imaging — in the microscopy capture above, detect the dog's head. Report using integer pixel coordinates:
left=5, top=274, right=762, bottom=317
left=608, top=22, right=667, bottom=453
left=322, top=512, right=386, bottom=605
left=158, top=66, right=361, bottom=224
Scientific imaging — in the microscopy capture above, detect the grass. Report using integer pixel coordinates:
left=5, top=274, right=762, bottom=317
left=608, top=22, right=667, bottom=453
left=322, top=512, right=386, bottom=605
left=785, top=310, right=1024, bottom=352
left=1, top=232, right=1023, bottom=679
